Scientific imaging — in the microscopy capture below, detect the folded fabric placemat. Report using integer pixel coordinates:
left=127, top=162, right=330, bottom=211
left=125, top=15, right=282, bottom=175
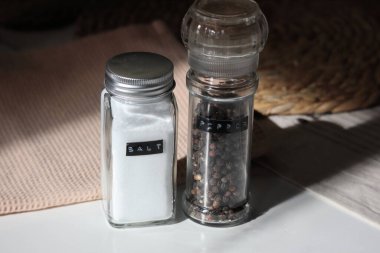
left=257, top=107, right=380, bottom=225
left=0, top=21, right=190, bottom=215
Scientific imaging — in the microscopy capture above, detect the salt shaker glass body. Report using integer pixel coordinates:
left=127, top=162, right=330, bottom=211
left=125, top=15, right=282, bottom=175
left=182, top=0, right=268, bottom=226
left=101, top=52, right=177, bottom=228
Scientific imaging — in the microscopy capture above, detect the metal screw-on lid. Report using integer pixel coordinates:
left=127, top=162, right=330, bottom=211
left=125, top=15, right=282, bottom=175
left=104, top=52, right=175, bottom=97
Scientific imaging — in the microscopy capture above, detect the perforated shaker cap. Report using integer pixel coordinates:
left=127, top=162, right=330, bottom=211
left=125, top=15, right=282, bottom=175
left=182, top=0, right=268, bottom=77
left=104, top=52, right=175, bottom=97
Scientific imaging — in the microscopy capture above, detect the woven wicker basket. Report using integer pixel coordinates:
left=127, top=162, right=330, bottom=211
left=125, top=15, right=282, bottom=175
left=2, top=0, right=378, bottom=115
left=256, top=0, right=380, bottom=115
left=76, top=0, right=380, bottom=115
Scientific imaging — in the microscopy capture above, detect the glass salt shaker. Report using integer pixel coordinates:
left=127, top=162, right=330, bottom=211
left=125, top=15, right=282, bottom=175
left=101, top=52, right=177, bottom=228
left=181, top=0, right=268, bottom=225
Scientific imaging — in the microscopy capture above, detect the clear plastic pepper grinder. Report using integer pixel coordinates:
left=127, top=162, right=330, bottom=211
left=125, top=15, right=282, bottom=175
left=182, top=0, right=268, bottom=226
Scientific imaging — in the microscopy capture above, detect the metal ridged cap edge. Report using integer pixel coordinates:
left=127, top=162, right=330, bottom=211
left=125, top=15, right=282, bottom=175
left=104, top=52, right=175, bottom=97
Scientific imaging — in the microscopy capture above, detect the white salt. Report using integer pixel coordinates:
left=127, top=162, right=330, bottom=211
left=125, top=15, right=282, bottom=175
left=109, top=95, right=175, bottom=223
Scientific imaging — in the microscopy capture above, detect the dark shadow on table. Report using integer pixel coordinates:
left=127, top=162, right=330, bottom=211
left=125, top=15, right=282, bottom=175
left=248, top=115, right=380, bottom=220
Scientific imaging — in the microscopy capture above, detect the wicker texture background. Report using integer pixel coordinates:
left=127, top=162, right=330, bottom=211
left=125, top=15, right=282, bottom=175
left=75, top=0, right=380, bottom=115
left=1, top=0, right=378, bottom=115
left=257, top=0, right=380, bottom=115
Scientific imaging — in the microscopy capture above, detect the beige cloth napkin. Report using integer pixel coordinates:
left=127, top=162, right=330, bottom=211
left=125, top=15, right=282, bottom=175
left=0, top=21, right=189, bottom=215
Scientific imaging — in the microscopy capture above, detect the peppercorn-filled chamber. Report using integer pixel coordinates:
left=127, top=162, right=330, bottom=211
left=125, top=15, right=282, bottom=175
left=101, top=52, right=177, bottom=228
left=182, top=0, right=268, bottom=225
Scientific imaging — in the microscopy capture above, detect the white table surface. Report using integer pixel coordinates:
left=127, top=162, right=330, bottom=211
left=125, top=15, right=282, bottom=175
left=1, top=169, right=379, bottom=253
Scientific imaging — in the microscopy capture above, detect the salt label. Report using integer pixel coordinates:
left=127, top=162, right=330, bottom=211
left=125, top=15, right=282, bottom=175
left=126, top=140, right=164, bottom=156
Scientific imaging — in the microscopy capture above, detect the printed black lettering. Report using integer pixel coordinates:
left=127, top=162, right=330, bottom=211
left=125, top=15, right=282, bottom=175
left=126, top=140, right=164, bottom=156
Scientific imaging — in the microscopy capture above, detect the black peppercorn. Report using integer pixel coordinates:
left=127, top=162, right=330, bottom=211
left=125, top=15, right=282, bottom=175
left=186, top=101, right=250, bottom=223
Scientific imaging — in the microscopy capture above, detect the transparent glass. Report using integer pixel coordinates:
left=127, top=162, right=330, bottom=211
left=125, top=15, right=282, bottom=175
left=182, top=0, right=268, bottom=55
left=101, top=89, right=177, bottom=228
left=182, top=0, right=268, bottom=77
left=181, top=0, right=267, bottom=226
left=183, top=71, right=256, bottom=226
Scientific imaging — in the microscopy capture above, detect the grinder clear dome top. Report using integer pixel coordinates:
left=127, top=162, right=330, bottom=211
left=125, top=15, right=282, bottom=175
left=182, top=0, right=269, bottom=77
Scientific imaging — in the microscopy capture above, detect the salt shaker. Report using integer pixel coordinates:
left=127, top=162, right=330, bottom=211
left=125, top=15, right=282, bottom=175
left=181, top=0, right=268, bottom=225
left=101, top=52, right=177, bottom=228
